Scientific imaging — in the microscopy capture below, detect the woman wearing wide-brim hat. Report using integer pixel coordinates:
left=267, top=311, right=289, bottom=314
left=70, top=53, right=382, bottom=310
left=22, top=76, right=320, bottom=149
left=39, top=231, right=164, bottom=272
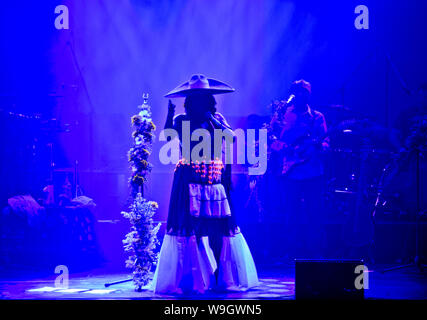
left=151, top=74, right=259, bottom=294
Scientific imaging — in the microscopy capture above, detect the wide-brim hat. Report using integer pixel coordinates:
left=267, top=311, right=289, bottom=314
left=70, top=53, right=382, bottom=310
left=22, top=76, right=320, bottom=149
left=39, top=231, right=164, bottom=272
left=165, top=74, right=235, bottom=98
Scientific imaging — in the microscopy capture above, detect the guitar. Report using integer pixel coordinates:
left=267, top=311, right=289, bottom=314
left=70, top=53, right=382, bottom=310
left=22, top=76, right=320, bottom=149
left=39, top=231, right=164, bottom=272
left=270, top=134, right=324, bottom=175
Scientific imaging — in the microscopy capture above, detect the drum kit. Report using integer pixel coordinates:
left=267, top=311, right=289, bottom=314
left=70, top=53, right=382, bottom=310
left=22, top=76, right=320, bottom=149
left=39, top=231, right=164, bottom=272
left=320, top=104, right=427, bottom=268
left=322, top=104, right=419, bottom=221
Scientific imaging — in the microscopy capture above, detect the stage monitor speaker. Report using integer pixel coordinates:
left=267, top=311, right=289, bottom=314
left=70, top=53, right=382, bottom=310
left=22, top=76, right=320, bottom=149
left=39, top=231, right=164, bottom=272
left=295, top=259, right=365, bottom=300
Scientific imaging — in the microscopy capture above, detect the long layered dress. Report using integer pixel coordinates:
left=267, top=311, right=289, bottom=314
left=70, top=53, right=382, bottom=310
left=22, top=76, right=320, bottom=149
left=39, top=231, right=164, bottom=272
left=151, top=112, right=258, bottom=294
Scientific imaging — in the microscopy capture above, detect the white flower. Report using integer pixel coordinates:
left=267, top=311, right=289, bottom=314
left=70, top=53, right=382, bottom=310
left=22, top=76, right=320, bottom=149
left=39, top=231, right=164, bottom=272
left=138, top=110, right=151, bottom=118
left=135, top=135, right=144, bottom=145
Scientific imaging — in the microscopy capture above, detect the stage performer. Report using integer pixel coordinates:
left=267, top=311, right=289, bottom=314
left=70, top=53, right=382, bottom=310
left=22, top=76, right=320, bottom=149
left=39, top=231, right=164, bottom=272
left=267, top=79, right=329, bottom=260
left=151, top=74, right=258, bottom=294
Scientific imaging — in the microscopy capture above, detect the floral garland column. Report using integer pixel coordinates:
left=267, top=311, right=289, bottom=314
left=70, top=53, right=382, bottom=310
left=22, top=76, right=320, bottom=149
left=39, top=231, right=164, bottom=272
left=122, top=94, right=160, bottom=291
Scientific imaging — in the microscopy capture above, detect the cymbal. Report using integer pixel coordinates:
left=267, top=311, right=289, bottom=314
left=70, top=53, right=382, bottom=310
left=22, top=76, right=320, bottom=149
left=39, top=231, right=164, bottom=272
left=319, top=104, right=357, bottom=128
left=329, top=118, right=397, bottom=152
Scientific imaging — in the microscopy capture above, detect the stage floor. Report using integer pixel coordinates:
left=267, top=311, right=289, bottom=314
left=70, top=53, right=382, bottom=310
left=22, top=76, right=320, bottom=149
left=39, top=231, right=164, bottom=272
left=0, top=264, right=426, bottom=300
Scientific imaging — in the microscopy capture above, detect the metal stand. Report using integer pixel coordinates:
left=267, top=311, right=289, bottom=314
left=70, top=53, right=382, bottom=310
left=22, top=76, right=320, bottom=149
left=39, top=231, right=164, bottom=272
left=380, top=150, right=425, bottom=273
left=104, top=278, right=133, bottom=288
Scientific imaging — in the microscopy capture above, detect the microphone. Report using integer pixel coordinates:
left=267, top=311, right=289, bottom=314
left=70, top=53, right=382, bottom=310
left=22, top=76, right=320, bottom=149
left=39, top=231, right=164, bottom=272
left=286, top=94, right=295, bottom=105
left=276, top=94, right=294, bottom=117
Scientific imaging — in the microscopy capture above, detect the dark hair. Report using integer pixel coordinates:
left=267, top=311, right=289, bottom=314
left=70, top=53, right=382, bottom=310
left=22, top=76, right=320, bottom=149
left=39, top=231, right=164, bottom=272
left=184, top=92, right=217, bottom=117
left=290, top=79, right=312, bottom=95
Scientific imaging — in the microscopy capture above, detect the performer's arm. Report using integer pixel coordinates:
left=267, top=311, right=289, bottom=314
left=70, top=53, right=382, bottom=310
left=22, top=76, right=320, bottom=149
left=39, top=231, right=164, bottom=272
left=317, top=113, right=330, bottom=151
left=164, top=99, right=175, bottom=130
left=211, top=112, right=233, bottom=131
left=270, top=111, right=279, bottom=127
left=207, top=112, right=236, bottom=140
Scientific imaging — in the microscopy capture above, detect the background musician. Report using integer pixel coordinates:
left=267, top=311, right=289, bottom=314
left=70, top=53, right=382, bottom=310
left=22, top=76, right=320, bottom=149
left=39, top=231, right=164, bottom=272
left=267, top=79, right=329, bottom=260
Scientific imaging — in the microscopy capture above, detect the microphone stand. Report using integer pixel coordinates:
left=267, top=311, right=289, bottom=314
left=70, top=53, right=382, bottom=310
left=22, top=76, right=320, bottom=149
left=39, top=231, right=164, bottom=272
left=376, top=49, right=425, bottom=273
left=380, top=147, right=425, bottom=273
